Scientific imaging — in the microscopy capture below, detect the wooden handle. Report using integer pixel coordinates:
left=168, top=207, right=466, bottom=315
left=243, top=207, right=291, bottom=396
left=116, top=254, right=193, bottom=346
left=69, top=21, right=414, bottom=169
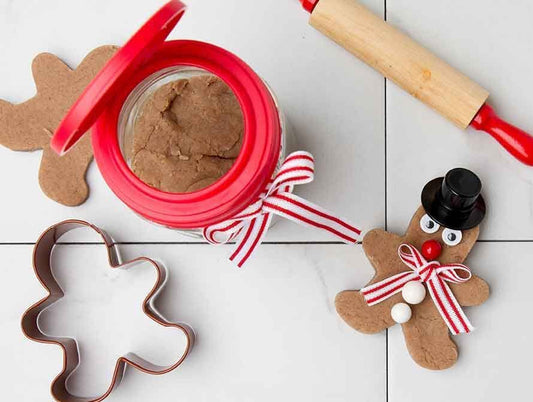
left=309, top=0, right=489, bottom=129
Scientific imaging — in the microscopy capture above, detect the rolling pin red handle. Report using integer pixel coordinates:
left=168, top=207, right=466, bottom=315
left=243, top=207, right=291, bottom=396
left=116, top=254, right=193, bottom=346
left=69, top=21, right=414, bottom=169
left=470, top=104, right=533, bottom=166
left=300, top=0, right=319, bottom=13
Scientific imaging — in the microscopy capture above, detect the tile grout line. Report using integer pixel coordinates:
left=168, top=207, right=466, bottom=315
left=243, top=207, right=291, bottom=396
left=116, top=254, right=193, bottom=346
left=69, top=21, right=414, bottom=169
left=476, top=239, right=533, bottom=243
left=0, top=241, right=362, bottom=246
left=0, top=239, right=531, bottom=246
left=384, top=1, right=389, bottom=401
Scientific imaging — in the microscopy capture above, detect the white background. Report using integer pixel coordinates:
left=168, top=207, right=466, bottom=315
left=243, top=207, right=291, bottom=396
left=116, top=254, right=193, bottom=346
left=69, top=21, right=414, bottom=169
left=0, top=0, right=532, bottom=401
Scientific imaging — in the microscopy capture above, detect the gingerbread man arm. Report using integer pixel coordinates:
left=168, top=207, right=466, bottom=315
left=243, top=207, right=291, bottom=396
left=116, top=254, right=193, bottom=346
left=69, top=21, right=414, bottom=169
left=39, top=140, right=93, bottom=207
left=335, top=290, right=398, bottom=334
left=450, top=274, right=490, bottom=307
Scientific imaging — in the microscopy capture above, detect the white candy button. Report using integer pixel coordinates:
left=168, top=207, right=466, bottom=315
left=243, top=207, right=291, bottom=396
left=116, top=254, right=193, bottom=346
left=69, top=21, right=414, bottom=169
left=391, top=303, right=412, bottom=324
left=402, top=281, right=426, bottom=305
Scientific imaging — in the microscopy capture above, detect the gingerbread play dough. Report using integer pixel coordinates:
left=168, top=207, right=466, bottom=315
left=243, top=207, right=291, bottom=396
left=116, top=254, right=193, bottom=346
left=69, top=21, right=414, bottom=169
left=0, top=46, right=118, bottom=206
left=336, top=168, right=490, bottom=370
left=130, top=75, right=243, bottom=193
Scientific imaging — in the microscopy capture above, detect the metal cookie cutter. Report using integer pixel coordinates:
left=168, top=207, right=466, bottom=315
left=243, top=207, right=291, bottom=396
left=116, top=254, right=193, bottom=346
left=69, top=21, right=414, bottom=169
left=21, top=220, right=194, bottom=402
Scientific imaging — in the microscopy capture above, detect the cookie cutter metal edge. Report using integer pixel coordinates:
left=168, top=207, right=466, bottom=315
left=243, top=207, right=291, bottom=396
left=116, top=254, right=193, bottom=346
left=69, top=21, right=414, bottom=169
left=20, top=220, right=194, bottom=402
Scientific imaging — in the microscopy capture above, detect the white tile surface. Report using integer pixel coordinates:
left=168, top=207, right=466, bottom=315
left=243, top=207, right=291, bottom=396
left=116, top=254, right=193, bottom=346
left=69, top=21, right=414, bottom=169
left=388, top=242, right=533, bottom=402
left=1, top=240, right=384, bottom=402
left=0, top=0, right=385, bottom=242
left=1, top=0, right=533, bottom=401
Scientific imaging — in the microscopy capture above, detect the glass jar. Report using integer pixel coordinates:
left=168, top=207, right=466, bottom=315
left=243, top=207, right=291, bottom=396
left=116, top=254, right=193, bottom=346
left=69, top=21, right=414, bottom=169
left=116, top=66, right=291, bottom=236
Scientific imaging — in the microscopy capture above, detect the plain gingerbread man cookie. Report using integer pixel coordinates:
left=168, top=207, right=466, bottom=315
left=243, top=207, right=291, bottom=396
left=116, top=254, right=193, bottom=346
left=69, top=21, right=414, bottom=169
left=335, top=206, right=490, bottom=370
left=0, top=46, right=118, bottom=206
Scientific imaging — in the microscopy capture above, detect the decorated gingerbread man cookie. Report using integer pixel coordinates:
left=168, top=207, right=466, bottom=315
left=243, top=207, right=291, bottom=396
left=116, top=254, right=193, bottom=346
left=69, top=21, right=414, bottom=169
left=336, top=168, right=490, bottom=370
left=0, top=46, right=117, bottom=206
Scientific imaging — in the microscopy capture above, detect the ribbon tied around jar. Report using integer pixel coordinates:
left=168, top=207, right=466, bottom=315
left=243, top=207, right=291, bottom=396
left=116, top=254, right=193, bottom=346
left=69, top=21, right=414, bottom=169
left=203, top=151, right=361, bottom=267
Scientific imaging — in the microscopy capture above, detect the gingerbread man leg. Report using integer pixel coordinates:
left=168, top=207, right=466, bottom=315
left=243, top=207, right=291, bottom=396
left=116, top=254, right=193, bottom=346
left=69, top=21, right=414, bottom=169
left=401, top=299, right=458, bottom=370
left=39, top=141, right=93, bottom=206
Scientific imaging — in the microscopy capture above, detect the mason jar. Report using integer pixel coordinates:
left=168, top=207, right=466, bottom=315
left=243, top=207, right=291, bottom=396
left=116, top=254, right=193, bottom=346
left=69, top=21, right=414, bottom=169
left=52, top=1, right=291, bottom=236
left=116, top=65, right=291, bottom=236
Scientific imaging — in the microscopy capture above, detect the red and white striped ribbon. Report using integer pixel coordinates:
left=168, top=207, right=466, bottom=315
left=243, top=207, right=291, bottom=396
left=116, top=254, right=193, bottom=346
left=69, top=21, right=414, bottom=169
left=361, top=244, right=474, bottom=335
left=203, top=151, right=361, bottom=268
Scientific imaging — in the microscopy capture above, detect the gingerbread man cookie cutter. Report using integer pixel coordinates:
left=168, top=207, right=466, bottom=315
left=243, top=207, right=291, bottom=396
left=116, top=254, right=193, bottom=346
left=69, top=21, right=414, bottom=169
left=21, top=220, right=194, bottom=402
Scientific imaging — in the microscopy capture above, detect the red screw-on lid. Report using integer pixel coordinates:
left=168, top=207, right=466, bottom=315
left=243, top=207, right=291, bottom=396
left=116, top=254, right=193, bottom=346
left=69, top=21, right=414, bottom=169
left=51, top=0, right=187, bottom=155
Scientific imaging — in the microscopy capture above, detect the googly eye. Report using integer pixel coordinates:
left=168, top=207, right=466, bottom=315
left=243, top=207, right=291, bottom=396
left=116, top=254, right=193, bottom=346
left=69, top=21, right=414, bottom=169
left=442, top=228, right=462, bottom=246
left=420, top=214, right=440, bottom=234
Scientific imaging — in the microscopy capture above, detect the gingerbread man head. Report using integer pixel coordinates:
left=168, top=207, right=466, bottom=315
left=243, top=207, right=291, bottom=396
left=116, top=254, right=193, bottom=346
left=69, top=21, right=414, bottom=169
left=336, top=168, right=490, bottom=370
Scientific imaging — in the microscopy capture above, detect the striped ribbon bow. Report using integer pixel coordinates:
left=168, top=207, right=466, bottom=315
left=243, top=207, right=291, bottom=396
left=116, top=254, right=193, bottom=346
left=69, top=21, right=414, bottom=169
left=203, top=151, right=361, bottom=268
left=361, top=244, right=474, bottom=335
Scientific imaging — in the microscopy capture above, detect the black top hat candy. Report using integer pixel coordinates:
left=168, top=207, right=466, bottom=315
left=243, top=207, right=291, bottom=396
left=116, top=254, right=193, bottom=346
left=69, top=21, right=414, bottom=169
left=421, top=168, right=486, bottom=230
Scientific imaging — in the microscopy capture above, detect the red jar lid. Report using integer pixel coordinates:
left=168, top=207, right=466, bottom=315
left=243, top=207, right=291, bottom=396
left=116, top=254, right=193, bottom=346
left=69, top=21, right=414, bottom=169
left=51, top=0, right=281, bottom=229
left=52, top=0, right=187, bottom=154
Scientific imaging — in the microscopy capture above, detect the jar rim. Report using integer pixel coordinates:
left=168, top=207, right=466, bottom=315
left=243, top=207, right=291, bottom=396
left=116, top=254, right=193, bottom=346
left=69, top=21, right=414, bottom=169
left=92, top=40, right=281, bottom=229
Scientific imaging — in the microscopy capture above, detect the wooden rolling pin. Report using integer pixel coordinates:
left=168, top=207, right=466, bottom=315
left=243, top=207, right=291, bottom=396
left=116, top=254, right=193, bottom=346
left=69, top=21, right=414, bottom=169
left=300, top=0, right=533, bottom=165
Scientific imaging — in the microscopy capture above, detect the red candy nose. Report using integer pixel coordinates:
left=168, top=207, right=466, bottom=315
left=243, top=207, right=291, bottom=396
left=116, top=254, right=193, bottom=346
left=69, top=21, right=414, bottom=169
left=421, top=240, right=442, bottom=260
